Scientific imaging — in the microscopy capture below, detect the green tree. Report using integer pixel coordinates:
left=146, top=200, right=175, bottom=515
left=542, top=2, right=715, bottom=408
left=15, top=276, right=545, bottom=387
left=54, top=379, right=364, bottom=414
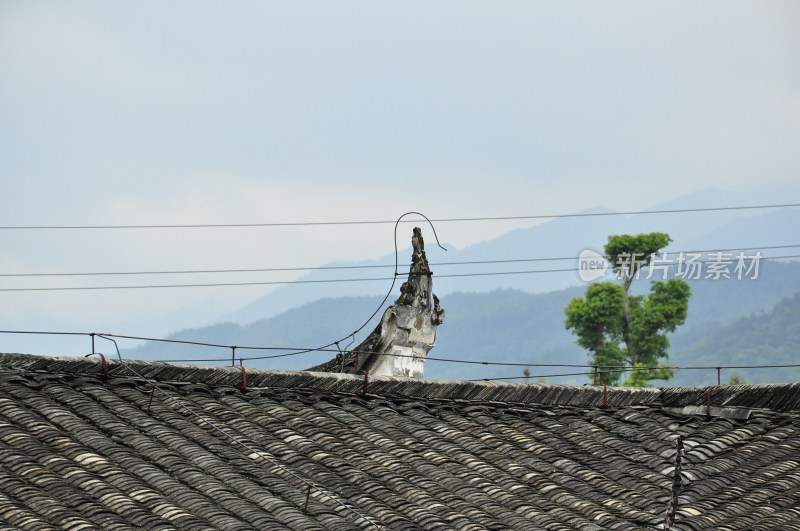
left=565, top=233, right=691, bottom=386
left=728, top=374, right=748, bottom=385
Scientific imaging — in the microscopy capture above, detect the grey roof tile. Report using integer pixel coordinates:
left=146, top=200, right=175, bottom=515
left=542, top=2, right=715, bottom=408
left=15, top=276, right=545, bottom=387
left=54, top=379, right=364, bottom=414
left=0, top=353, right=799, bottom=529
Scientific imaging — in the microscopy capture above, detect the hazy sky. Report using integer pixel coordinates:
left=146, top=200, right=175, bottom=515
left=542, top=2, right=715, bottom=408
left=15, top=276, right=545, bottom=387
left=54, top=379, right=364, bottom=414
left=1, top=2, right=798, bottom=339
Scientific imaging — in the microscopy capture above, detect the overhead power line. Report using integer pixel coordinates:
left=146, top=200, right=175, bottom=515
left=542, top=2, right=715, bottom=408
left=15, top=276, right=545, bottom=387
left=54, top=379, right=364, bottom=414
left=1, top=202, right=798, bottom=230
left=2, top=330, right=800, bottom=375
left=1, top=244, right=796, bottom=279
left=469, top=362, right=800, bottom=382
left=0, top=268, right=576, bottom=292
left=0, top=254, right=797, bottom=293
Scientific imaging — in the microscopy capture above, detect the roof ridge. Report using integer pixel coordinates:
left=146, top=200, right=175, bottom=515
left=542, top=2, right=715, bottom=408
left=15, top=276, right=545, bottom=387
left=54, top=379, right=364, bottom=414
left=1, top=352, right=799, bottom=410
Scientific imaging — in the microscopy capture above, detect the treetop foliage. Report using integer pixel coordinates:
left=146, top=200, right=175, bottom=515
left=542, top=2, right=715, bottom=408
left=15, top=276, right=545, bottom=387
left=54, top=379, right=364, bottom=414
left=605, top=232, right=672, bottom=279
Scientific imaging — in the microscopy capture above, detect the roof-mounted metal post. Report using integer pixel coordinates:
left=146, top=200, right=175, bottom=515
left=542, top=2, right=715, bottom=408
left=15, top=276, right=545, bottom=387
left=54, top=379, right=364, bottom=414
left=664, top=435, right=684, bottom=529
left=304, top=482, right=313, bottom=513
left=84, top=352, right=108, bottom=377
left=146, top=387, right=156, bottom=412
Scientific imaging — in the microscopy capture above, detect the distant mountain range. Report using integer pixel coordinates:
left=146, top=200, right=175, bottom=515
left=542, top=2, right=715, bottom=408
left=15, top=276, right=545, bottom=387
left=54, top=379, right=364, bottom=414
left=126, top=259, right=800, bottom=386
left=8, top=186, right=800, bottom=377
left=220, top=188, right=800, bottom=325
left=120, top=186, right=800, bottom=385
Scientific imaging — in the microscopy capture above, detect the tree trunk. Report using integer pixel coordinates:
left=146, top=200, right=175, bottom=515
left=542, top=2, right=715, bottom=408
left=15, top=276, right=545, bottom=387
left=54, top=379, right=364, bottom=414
left=622, top=273, right=636, bottom=366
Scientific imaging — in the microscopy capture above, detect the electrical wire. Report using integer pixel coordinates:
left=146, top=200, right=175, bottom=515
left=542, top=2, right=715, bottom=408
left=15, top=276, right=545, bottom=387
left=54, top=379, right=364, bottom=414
left=1, top=202, right=798, bottom=230
left=471, top=363, right=800, bottom=382
left=210, top=211, right=449, bottom=368
left=1, top=253, right=797, bottom=293
left=469, top=371, right=597, bottom=382
left=2, top=244, right=796, bottom=279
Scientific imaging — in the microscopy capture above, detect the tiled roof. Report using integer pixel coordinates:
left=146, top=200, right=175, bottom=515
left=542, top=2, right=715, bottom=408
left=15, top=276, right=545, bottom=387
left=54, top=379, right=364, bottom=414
left=0, top=352, right=799, bottom=530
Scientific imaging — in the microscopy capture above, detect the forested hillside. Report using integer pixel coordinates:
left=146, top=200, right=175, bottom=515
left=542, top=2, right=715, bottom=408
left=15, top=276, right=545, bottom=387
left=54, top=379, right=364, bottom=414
left=670, top=290, right=800, bottom=385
